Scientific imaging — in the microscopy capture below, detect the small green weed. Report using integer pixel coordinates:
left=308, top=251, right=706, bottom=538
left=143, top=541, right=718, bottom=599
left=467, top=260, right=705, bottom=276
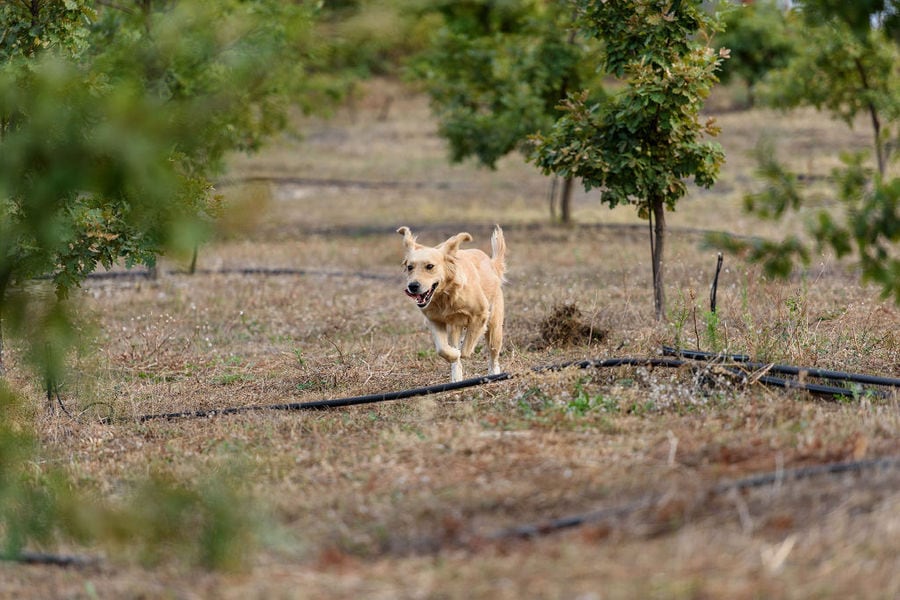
left=669, top=288, right=725, bottom=353
left=295, top=380, right=329, bottom=392
left=224, top=355, right=244, bottom=367
left=668, top=290, right=692, bottom=351
left=516, top=387, right=552, bottom=418
left=292, top=348, right=305, bottom=365
left=213, top=373, right=253, bottom=386
left=567, top=378, right=619, bottom=416
left=703, top=309, right=723, bottom=353
left=626, top=399, right=657, bottom=416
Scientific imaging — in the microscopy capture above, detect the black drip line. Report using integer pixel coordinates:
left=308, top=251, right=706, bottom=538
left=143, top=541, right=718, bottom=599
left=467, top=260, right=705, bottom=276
left=662, top=346, right=900, bottom=388
left=81, top=266, right=396, bottom=282
left=484, top=454, right=900, bottom=542
left=129, top=358, right=689, bottom=423
left=122, top=351, right=898, bottom=424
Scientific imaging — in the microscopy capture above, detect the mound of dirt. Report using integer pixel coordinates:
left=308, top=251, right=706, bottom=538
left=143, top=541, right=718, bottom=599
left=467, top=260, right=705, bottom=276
left=538, top=302, right=608, bottom=348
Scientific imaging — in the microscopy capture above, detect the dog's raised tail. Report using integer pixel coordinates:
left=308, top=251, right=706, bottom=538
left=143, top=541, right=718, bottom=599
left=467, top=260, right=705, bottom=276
left=491, top=225, right=507, bottom=281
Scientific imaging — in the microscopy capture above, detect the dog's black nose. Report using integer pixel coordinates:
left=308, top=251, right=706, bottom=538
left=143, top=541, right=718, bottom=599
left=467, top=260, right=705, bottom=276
left=407, top=281, right=421, bottom=294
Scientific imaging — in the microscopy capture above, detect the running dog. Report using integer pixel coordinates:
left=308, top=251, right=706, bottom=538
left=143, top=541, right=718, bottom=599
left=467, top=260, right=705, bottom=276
left=397, top=225, right=506, bottom=382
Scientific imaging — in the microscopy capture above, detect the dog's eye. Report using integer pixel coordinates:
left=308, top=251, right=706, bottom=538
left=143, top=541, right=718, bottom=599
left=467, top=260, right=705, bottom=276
left=406, top=265, right=414, bottom=271
left=426, top=264, right=434, bottom=271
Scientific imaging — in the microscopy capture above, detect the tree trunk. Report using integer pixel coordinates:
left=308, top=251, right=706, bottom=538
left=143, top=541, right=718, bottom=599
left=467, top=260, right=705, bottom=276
left=560, top=177, right=574, bottom=224
left=868, top=104, right=885, bottom=177
left=551, top=14, right=578, bottom=225
left=548, top=176, right=576, bottom=224
left=854, top=58, right=886, bottom=176
left=548, top=176, right=558, bottom=221
left=650, top=198, right=667, bottom=321
left=189, top=245, right=198, bottom=275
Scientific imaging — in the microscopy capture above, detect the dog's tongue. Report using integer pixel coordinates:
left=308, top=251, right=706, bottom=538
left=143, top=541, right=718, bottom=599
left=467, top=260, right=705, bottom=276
left=405, top=289, right=426, bottom=303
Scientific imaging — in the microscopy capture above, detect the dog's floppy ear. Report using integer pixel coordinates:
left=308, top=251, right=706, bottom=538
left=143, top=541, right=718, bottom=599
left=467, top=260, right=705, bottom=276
left=397, top=226, right=420, bottom=251
left=439, top=232, right=472, bottom=256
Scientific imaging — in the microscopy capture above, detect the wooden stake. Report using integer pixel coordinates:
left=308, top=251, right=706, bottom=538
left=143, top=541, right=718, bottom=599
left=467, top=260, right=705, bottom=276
left=710, top=252, right=723, bottom=313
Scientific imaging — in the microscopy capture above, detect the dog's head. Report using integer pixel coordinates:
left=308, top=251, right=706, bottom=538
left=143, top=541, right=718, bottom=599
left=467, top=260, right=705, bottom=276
left=397, top=226, right=471, bottom=309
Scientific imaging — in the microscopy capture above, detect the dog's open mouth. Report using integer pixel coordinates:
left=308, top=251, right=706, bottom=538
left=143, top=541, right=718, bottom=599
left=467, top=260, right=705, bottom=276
left=405, top=282, right=438, bottom=308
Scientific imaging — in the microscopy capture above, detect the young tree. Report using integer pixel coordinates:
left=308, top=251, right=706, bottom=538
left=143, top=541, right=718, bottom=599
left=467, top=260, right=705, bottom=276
left=711, top=1, right=900, bottom=303
left=412, top=0, right=605, bottom=222
left=531, top=0, right=727, bottom=320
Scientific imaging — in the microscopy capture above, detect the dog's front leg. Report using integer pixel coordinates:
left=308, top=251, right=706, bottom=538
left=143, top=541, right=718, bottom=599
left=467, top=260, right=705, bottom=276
left=427, top=321, right=462, bottom=381
left=447, top=324, right=464, bottom=382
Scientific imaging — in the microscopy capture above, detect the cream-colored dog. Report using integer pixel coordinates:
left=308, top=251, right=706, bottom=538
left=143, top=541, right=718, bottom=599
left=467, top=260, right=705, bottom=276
left=398, top=225, right=506, bottom=382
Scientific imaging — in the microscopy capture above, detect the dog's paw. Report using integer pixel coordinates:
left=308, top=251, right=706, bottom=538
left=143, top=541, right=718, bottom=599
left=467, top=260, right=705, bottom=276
left=439, top=347, right=461, bottom=362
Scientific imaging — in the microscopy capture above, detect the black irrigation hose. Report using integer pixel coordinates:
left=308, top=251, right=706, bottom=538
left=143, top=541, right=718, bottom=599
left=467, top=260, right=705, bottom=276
left=216, top=175, right=458, bottom=191
left=727, top=370, right=885, bottom=399
left=126, top=353, right=891, bottom=424
left=485, top=495, right=656, bottom=541
left=662, top=346, right=900, bottom=389
left=130, top=359, right=691, bottom=423
left=533, top=357, right=688, bottom=373
left=709, top=454, right=900, bottom=494
left=2, top=551, right=99, bottom=568
left=130, top=372, right=513, bottom=423
left=83, top=266, right=396, bottom=282
left=80, top=270, right=155, bottom=281
left=487, top=454, right=900, bottom=541
left=176, top=267, right=396, bottom=281
left=27, top=359, right=900, bottom=566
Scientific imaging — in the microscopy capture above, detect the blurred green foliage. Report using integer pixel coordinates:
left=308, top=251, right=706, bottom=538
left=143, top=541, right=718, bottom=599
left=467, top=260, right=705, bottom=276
left=710, top=0, right=900, bottom=302
left=0, top=382, right=262, bottom=569
left=0, top=0, right=321, bottom=569
left=0, top=0, right=323, bottom=380
left=318, top=0, right=440, bottom=78
left=709, top=145, right=900, bottom=303
left=113, top=467, right=261, bottom=570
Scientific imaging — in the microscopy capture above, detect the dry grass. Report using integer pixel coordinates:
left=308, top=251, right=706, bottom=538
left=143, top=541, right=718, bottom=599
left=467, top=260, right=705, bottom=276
left=2, top=78, right=899, bottom=599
